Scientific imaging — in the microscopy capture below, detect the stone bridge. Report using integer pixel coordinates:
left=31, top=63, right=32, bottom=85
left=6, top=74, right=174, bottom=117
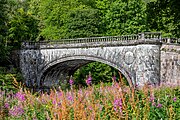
left=20, top=32, right=180, bottom=89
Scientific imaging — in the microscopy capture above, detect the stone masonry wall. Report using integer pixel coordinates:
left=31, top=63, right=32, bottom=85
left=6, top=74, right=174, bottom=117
left=161, top=44, right=180, bottom=84
left=20, top=44, right=160, bottom=88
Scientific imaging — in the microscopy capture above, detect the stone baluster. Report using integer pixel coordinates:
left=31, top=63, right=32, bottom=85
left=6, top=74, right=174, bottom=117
left=141, top=33, right=145, bottom=41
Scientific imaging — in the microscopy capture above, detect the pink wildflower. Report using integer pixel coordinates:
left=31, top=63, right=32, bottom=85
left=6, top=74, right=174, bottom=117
left=86, top=73, right=92, bottom=86
left=58, top=102, right=61, bottom=106
left=112, top=76, right=116, bottom=81
left=156, top=103, right=162, bottom=108
left=4, top=102, right=9, bottom=109
left=88, top=106, right=93, bottom=111
left=152, top=102, right=156, bottom=106
left=113, top=98, right=123, bottom=113
left=67, top=95, right=73, bottom=102
left=9, top=105, right=24, bottom=117
left=69, top=76, right=74, bottom=86
left=86, top=78, right=92, bottom=85
left=173, top=97, right=177, bottom=102
left=69, top=79, right=74, bottom=86
left=15, top=92, right=26, bottom=102
left=58, top=91, right=62, bottom=98
left=52, top=99, right=56, bottom=105
left=149, top=95, right=155, bottom=102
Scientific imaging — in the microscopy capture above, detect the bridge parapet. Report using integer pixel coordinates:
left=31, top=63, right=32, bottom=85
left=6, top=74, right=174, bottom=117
left=161, top=38, right=180, bottom=44
left=22, top=32, right=161, bottom=49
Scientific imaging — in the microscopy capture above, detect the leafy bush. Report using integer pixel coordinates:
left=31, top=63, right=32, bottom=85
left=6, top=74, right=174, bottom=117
left=0, top=67, right=23, bottom=92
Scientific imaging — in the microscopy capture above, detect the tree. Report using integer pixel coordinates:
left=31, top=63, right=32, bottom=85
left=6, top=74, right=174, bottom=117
left=64, top=7, right=101, bottom=38
left=8, top=8, right=39, bottom=47
left=78, top=0, right=97, bottom=8
left=146, top=0, right=180, bottom=37
left=34, top=0, right=101, bottom=39
left=0, top=0, right=10, bottom=63
left=0, top=0, right=39, bottom=64
left=8, top=0, right=39, bottom=48
left=96, top=0, right=147, bottom=36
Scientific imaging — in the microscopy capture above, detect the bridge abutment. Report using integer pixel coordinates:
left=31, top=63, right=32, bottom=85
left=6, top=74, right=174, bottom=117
left=135, top=44, right=160, bottom=86
left=160, top=44, right=180, bottom=84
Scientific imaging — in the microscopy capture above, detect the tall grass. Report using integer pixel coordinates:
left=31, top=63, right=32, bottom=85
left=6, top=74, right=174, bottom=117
left=0, top=77, right=180, bottom=120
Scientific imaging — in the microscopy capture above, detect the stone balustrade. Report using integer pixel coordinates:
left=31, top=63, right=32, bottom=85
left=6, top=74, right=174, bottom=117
left=22, top=32, right=162, bottom=49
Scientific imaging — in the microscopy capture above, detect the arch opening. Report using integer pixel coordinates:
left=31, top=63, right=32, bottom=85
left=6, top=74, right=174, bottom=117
left=39, top=56, right=133, bottom=89
left=73, top=61, right=129, bottom=88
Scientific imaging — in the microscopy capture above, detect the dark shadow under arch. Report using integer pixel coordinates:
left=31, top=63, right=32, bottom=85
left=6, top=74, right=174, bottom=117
left=39, top=55, right=133, bottom=88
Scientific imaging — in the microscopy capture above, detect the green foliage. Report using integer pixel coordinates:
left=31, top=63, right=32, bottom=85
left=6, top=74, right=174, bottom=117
left=0, top=44, right=11, bottom=64
left=147, top=86, right=180, bottom=119
left=0, top=0, right=8, bottom=38
left=65, top=7, right=101, bottom=38
left=0, top=0, right=10, bottom=63
left=96, top=0, right=147, bottom=36
left=32, top=0, right=74, bottom=39
left=0, top=0, right=39, bottom=64
left=7, top=0, right=39, bottom=48
left=8, top=8, right=39, bottom=46
left=73, top=62, right=119, bottom=86
left=34, top=0, right=101, bottom=39
left=146, top=0, right=180, bottom=38
left=0, top=67, right=23, bottom=92
left=0, top=73, right=16, bottom=92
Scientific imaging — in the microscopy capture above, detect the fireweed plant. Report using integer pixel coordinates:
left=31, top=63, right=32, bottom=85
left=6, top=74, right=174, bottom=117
left=0, top=76, right=180, bottom=119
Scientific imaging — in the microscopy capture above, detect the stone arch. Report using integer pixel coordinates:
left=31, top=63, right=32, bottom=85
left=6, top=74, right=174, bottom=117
left=38, top=55, right=133, bottom=88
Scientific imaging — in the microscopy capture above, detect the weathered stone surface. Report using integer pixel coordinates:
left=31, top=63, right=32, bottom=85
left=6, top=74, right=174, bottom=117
left=161, top=44, right=180, bottom=84
left=20, top=33, right=180, bottom=89
left=20, top=44, right=161, bottom=88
